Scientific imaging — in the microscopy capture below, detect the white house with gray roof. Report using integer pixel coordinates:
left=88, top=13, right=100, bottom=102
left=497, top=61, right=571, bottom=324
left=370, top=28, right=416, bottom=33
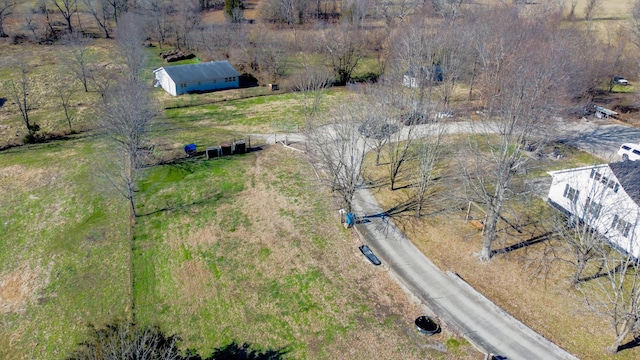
left=153, top=60, right=240, bottom=96
left=547, top=161, right=640, bottom=258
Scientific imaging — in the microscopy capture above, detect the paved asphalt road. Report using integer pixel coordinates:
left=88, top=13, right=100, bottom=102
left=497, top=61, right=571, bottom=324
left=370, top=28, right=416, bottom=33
left=255, top=118, right=640, bottom=359
left=352, top=189, right=579, bottom=360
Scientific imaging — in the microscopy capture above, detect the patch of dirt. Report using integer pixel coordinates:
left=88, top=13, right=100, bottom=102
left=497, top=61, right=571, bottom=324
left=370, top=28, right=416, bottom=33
left=0, top=263, right=48, bottom=314
left=0, top=165, right=55, bottom=192
left=174, top=259, right=216, bottom=305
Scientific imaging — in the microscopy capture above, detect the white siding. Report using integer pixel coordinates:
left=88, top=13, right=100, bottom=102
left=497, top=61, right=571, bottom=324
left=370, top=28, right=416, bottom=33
left=548, top=165, right=640, bottom=258
left=154, top=68, right=177, bottom=96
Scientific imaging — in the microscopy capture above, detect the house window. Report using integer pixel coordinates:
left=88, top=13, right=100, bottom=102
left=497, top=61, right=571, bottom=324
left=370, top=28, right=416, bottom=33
left=590, top=169, right=602, bottom=181
left=585, top=197, right=602, bottom=219
left=612, top=215, right=632, bottom=237
left=607, top=181, right=620, bottom=193
left=563, top=184, right=580, bottom=203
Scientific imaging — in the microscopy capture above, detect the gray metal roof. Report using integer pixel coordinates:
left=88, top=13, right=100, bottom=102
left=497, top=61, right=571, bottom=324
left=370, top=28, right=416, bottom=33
left=158, top=61, right=240, bottom=84
left=609, top=161, right=640, bottom=206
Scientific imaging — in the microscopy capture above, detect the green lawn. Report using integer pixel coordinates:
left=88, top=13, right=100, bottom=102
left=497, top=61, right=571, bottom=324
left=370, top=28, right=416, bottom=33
left=0, top=137, right=130, bottom=359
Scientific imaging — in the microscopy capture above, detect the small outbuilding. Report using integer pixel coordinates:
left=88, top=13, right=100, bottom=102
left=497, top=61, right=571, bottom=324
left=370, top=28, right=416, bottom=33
left=402, top=65, right=443, bottom=88
left=153, top=60, right=240, bottom=96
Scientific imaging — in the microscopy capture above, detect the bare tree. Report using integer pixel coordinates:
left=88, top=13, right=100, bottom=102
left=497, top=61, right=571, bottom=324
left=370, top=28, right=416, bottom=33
left=604, top=26, right=628, bottom=92
left=83, top=0, right=113, bottom=38
left=116, top=11, right=147, bottom=83
left=305, top=97, right=370, bottom=213
left=583, top=0, right=600, bottom=22
left=3, top=64, right=39, bottom=143
left=52, top=74, right=77, bottom=132
left=141, top=0, right=172, bottom=48
left=258, top=0, right=310, bottom=26
left=464, top=7, right=576, bottom=260
left=413, top=125, right=445, bottom=217
left=245, top=27, right=288, bottom=84
left=582, top=244, right=640, bottom=353
left=293, top=61, right=332, bottom=117
left=51, top=0, right=78, bottom=34
left=87, top=62, right=118, bottom=102
left=99, top=79, right=157, bottom=218
left=320, top=23, right=364, bottom=86
left=104, top=0, right=127, bottom=25
left=67, top=321, right=182, bottom=360
left=0, top=0, right=16, bottom=38
left=61, top=32, right=94, bottom=92
left=23, top=13, right=43, bottom=41
left=172, top=0, right=200, bottom=49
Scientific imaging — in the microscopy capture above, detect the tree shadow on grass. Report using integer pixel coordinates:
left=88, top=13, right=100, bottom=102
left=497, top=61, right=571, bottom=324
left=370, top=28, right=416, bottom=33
left=199, top=341, right=289, bottom=360
left=616, top=337, right=640, bottom=352
left=491, top=232, right=553, bottom=256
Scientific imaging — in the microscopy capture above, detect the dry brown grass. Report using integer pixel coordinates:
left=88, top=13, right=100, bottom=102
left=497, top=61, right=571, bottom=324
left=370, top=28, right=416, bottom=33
left=363, top=147, right=640, bottom=358
left=0, top=262, right=50, bottom=314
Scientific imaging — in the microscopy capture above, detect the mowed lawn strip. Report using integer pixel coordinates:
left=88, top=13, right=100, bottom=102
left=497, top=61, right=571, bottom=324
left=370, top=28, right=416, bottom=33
left=0, top=137, right=130, bottom=359
left=132, top=145, right=479, bottom=359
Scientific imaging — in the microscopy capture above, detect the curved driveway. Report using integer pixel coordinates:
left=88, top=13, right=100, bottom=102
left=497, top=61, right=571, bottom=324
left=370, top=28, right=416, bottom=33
left=254, top=119, right=640, bottom=359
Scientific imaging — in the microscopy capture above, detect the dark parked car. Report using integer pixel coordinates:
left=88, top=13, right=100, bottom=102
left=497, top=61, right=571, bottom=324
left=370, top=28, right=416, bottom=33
left=359, top=245, right=381, bottom=266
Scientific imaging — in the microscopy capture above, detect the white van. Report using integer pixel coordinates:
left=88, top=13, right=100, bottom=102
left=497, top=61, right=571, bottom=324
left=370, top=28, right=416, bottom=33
left=618, top=143, right=640, bottom=161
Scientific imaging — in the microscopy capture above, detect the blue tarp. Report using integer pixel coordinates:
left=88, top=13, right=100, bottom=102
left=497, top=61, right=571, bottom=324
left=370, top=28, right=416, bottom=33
left=346, top=212, right=355, bottom=227
left=184, top=143, right=197, bottom=155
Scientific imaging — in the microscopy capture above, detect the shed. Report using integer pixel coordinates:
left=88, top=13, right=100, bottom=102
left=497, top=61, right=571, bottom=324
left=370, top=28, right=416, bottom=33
left=153, top=60, right=240, bottom=96
left=594, top=105, right=618, bottom=119
left=402, top=65, right=443, bottom=88
left=233, top=140, right=246, bottom=154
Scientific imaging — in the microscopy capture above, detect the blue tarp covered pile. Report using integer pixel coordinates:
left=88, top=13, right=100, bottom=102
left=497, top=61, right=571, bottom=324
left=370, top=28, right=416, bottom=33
left=184, top=144, right=197, bottom=156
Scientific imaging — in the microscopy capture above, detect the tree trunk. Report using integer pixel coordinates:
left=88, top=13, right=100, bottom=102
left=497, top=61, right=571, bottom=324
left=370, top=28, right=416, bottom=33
left=607, top=318, right=632, bottom=354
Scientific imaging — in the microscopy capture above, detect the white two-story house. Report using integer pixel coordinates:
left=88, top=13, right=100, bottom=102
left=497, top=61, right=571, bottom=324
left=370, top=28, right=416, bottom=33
left=547, top=161, right=640, bottom=258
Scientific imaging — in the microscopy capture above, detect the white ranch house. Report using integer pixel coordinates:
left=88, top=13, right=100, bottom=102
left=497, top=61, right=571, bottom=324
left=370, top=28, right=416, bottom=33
left=153, top=60, right=240, bottom=96
left=547, top=161, right=640, bottom=258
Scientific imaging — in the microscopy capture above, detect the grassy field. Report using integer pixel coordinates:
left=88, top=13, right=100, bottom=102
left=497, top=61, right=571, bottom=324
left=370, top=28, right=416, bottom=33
left=0, top=136, right=130, bottom=359
left=2, top=2, right=640, bottom=358
left=0, top=43, right=478, bottom=359
left=130, top=144, right=478, bottom=359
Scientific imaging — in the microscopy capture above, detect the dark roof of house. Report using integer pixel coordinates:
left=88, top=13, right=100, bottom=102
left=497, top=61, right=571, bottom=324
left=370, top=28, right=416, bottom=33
left=610, top=161, right=640, bottom=206
left=158, top=61, right=240, bottom=84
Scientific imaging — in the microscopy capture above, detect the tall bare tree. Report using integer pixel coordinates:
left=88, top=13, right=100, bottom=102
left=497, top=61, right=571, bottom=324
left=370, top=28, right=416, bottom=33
left=83, top=0, right=113, bottom=38
left=413, top=125, right=445, bottom=217
left=583, top=0, right=600, bottom=22
left=582, top=243, right=640, bottom=353
left=0, top=0, right=16, bottom=38
left=3, top=64, right=39, bottom=143
left=464, top=6, right=576, bottom=260
left=61, top=32, right=94, bottom=92
left=116, top=11, right=147, bottom=83
left=52, top=74, right=77, bottom=132
left=320, top=23, right=364, bottom=86
left=293, top=61, right=332, bottom=117
left=141, top=0, right=172, bottom=48
left=52, top=0, right=78, bottom=34
left=99, top=79, right=157, bottom=218
left=305, top=96, right=370, bottom=213
left=172, top=0, right=200, bottom=49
